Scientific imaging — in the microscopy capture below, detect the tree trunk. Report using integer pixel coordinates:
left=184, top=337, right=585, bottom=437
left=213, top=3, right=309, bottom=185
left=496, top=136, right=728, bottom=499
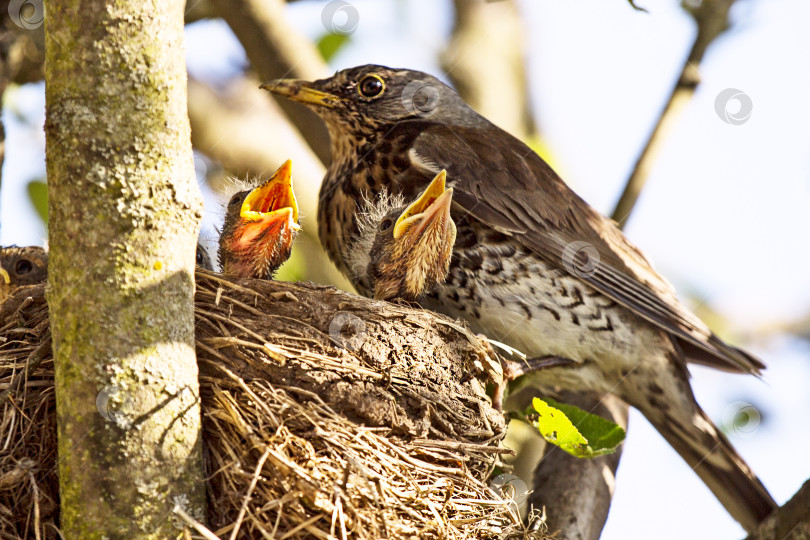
left=43, top=0, right=206, bottom=536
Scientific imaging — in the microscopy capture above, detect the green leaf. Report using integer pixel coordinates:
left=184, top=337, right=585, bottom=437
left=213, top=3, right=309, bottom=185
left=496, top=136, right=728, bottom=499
left=531, top=397, right=625, bottom=458
left=27, top=180, right=48, bottom=226
left=545, top=397, right=626, bottom=452
left=532, top=397, right=588, bottom=453
left=316, top=33, right=350, bottom=62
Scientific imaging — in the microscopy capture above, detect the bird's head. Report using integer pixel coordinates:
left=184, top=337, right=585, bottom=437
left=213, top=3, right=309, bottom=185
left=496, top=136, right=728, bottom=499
left=261, top=65, right=482, bottom=137
left=0, top=246, right=49, bottom=302
left=367, top=170, right=456, bottom=302
left=218, top=160, right=300, bottom=280
left=195, top=243, right=213, bottom=271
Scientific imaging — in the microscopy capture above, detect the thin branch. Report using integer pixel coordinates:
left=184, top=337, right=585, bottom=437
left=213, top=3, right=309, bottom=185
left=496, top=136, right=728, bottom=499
left=611, top=0, right=741, bottom=227
left=173, top=505, right=221, bottom=540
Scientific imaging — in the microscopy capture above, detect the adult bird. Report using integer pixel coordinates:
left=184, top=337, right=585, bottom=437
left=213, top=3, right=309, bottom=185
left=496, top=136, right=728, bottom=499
left=0, top=246, right=48, bottom=302
left=263, top=65, right=777, bottom=531
left=218, top=160, right=300, bottom=279
left=348, top=170, right=456, bottom=302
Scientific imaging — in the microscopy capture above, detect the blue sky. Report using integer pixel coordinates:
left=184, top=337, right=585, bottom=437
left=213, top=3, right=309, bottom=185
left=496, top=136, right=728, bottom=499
left=2, top=1, right=809, bottom=538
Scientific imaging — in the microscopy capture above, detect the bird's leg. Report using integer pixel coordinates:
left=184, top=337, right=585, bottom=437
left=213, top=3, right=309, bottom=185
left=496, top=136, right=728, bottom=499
left=476, top=336, right=577, bottom=409
left=503, top=356, right=577, bottom=381
left=471, top=334, right=508, bottom=411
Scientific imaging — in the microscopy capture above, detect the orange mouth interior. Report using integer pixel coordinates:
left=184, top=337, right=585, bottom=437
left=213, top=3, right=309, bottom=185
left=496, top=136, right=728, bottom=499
left=241, top=160, right=299, bottom=223
left=234, top=160, right=300, bottom=248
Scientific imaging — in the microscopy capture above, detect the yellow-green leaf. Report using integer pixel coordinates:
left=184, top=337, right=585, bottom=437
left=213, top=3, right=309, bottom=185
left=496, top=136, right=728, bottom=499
left=316, top=33, right=350, bottom=62
left=27, top=180, right=48, bottom=226
left=531, top=397, right=625, bottom=458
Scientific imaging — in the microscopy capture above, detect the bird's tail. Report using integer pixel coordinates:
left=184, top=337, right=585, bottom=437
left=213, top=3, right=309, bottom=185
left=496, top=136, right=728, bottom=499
left=641, top=396, right=777, bottom=532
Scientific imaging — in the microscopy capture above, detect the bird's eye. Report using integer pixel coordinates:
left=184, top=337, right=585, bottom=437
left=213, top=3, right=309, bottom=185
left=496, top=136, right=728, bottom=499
left=196, top=248, right=206, bottom=265
left=15, top=259, right=33, bottom=275
left=358, top=75, right=385, bottom=98
left=379, top=218, right=394, bottom=231
left=228, top=195, right=241, bottom=207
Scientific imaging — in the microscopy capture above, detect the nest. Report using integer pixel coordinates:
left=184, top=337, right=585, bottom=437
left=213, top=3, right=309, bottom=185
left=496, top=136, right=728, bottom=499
left=0, top=271, right=546, bottom=539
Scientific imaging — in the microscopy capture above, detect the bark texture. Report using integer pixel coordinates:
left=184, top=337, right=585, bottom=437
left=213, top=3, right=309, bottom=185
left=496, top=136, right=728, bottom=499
left=43, top=0, right=205, bottom=536
left=745, top=480, right=810, bottom=540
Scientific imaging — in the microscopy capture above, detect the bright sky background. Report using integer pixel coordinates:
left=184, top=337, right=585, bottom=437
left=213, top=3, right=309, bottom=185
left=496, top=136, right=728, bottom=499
left=2, top=0, right=809, bottom=538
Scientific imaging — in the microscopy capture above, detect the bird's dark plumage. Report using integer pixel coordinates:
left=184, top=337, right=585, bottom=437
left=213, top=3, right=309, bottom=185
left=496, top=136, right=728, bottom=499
left=196, top=244, right=214, bottom=271
left=264, top=65, right=776, bottom=530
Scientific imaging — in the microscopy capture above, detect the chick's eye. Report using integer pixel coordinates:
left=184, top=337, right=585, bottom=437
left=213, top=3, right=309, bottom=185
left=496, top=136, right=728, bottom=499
left=15, top=259, right=33, bottom=275
left=358, top=75, right=385, bottom=98
left=379, top=218, right=393, bottom=231
left=228, top=196, right=241, bottom=207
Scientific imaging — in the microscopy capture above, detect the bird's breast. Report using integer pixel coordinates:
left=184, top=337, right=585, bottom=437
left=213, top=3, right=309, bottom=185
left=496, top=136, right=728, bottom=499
left=420, top=238, right=659, bottom=393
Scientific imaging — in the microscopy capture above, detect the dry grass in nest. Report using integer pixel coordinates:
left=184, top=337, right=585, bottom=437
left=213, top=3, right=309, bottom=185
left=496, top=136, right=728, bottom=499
left=0, top=272, right=548, bottom=539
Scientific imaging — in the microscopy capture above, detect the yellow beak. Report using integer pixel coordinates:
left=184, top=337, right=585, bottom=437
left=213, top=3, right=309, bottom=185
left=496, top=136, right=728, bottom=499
left=393, top=170, right=449, bottom=239
left=260, top=79, right=341, bottom=108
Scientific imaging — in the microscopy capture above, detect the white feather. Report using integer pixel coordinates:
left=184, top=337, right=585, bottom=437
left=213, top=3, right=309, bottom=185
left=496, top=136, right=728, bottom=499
left=346, top=189, right=405, bottom=282
left=408, top=148, right=442, bottom=174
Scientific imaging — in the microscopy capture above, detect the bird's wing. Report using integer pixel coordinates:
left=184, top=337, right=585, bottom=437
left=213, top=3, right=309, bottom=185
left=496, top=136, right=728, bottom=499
left=407, top=124, right=763, bottom=374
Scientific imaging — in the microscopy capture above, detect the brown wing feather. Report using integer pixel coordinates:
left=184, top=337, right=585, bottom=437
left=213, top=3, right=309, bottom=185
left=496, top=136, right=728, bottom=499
left=406, top=124, right=763, bottom=374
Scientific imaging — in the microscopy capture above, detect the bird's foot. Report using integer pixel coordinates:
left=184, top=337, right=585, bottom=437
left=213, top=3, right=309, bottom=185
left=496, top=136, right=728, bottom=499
left=472, top=334, right=507, bottom=410
left=503, top=355, right=577, bottom=382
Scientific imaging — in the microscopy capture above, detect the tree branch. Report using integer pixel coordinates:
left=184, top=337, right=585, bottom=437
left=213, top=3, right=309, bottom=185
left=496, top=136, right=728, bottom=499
left=209, top=0, right=332, bottom=164
left=611, top=0, right=741, bottom=226
left=441, top=0, right=535, bottom=140
left=44, top=0, right=206, bottom=534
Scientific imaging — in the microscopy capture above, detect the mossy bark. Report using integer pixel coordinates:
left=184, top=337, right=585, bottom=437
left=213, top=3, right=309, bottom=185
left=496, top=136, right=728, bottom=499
left=43, top=0, right=206, bottom=537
